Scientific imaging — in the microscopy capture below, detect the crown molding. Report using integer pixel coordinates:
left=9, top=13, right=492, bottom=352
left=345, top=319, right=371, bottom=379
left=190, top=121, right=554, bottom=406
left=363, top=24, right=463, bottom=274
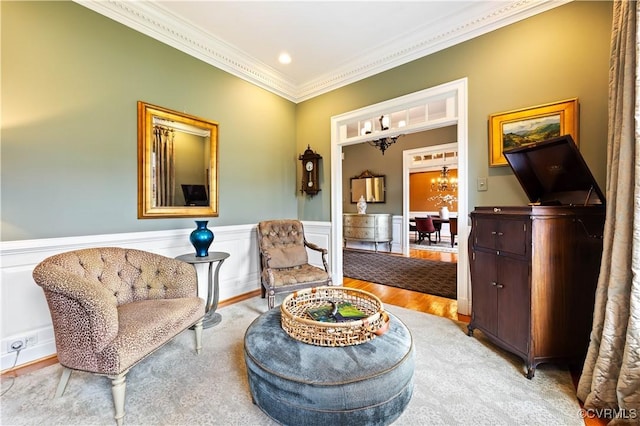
left=75, top=0, right=298, bottom=101
left=75, top=0, right=570, bottom=104
left=296, top=1, right=570, bottom=102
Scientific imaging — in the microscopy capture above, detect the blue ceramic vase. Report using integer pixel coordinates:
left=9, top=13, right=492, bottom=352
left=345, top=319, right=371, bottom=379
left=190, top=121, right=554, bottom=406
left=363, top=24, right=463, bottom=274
left=190, top=220, right=214, bottom=257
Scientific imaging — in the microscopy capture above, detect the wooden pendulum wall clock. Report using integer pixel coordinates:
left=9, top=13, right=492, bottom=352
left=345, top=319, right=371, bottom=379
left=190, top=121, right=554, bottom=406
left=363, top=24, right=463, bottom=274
left=299, top=145, right=322, bottom=196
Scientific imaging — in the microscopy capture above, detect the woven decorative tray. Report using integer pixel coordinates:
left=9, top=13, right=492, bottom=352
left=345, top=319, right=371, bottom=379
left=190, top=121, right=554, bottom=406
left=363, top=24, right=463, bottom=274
left=280, top=286, right=390, bottom=347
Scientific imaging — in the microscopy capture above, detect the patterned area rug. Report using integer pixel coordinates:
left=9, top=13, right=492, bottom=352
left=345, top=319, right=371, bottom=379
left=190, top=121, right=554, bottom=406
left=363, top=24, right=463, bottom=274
left=343, top=249, right=457, bottom=299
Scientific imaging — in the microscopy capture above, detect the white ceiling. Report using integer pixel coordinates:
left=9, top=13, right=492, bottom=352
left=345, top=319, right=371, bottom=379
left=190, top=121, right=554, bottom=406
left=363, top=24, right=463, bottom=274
left=77, top=0, right=568, bottom=102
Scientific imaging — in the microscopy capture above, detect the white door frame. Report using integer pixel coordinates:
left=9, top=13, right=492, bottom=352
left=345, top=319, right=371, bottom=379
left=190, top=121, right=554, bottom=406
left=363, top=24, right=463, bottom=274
left=402, top=142, right=459, bottom=255
left=330, top=77, right=470, bottom=315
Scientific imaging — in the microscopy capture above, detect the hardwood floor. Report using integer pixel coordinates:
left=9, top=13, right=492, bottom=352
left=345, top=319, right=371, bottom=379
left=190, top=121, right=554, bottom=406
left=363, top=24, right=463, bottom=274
left=1, top=354, right=58, bottom=379
left=343, top=247, right=468, bottom=322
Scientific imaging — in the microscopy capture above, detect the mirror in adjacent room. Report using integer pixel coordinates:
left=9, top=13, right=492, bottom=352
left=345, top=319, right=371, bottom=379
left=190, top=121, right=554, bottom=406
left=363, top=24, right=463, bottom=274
left=137, top=101, right=219, bottom=218
left=350, top=170, right=385, bottom=203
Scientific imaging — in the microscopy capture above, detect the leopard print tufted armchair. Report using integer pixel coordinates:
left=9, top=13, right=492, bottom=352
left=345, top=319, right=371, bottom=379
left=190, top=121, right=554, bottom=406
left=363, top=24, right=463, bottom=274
left=257, top=220, right=332, bottom=309
left=32, top=247, right=206, bottom=426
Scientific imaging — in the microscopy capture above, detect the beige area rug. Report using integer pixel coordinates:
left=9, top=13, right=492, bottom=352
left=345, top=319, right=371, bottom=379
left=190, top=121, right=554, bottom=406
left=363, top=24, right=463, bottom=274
left=0, top=296, right=584, bottom=425
left=410, top=243, right=459, bottom=254
left=410, top=234, right=459, bottom=254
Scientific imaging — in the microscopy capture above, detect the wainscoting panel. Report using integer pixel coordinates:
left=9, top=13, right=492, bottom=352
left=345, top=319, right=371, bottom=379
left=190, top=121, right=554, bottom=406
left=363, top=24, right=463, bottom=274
left=0, top=221, right=331, bottom=370
left=301, top=222, right=332, bottom=269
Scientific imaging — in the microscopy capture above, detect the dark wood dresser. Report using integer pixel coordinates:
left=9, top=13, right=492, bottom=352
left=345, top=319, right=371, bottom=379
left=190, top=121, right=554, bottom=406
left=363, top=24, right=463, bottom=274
left=468, top=205, right=604, bottom=378
left=467, top=135, right=606, bottom=378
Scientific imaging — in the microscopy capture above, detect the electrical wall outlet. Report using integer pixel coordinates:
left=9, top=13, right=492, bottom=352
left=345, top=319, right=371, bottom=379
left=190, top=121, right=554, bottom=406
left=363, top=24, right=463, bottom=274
left=8, top=339, right=25, bottom=352
left=6, top=334, right=37, bottom=353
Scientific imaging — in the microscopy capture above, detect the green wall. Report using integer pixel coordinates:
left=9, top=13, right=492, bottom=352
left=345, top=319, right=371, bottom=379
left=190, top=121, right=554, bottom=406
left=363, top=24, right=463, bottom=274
left=1, top=1, right=297, bottom=241
left=1, top=1, right=613, bottom=241
left=296, top=1, right=612, bottom=220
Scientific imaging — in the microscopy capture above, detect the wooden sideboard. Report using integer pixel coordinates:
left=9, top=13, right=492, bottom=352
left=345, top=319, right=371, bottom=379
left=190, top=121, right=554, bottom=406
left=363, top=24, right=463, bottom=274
left=343, top=213, right=392, bottom=252
left=467, top=205, right=605, bottom=378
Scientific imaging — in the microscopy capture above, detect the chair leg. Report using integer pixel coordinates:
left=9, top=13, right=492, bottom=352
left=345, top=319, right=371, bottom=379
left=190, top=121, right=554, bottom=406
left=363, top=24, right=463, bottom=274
left=451, top=235, right=456, bottom=247
left=55, top=367, right=72, bottom=397
left=193, top=319, right=203, bottom=354
left=268, top=291, right=275, bottom=310
left=110, top=371, right=128, bottom=426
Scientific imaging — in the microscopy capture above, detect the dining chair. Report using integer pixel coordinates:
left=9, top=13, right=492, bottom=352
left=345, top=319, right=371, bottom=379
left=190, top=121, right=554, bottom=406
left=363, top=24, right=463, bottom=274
left=409, top=221, right=418, bottom=242
left=414, top=217, right=436, bottom=245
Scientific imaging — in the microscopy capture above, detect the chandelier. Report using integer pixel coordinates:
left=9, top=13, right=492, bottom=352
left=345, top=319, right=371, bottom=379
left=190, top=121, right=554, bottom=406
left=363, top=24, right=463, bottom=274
left=431, top=166, right=457, bottom=192
left=363, top=115, right=402, bottom=155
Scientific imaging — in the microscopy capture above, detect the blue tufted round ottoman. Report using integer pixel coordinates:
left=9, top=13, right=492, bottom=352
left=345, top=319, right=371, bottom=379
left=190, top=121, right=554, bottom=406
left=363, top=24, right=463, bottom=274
left=244, top=308, right=414, bottom=425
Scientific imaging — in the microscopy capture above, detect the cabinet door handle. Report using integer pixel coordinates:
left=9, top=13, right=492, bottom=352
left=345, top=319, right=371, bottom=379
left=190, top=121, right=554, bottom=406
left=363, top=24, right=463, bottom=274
left=490, top=282, right=497, bottom=286
left=491, top=231, right=497, bottom=235
left=496, top=284, right=504, bottom=289
left=497, top=232, right=504, bottom=236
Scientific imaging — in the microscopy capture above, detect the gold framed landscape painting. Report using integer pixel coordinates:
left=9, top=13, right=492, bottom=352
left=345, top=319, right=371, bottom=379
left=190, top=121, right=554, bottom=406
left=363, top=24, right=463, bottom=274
left=488, top=98, right=578, bottom=167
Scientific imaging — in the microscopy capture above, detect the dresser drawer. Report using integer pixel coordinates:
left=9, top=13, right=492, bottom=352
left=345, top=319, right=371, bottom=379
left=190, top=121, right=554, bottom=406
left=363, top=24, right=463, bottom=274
left=344, top=226, right=375, bottom=240
left=343, top=214, right=375, bottom=227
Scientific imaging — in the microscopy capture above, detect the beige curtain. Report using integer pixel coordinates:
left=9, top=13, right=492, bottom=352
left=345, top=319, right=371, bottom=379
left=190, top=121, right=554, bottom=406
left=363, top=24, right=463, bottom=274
left=153, top=125, right=175, bottom=206
left=577, top=2, right=639, bottom=424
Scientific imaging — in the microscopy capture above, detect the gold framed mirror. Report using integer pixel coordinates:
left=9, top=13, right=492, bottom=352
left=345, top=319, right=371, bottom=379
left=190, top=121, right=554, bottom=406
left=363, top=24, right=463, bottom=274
left=350, top=170, right=385, bottom=203
left=137, top=101, right=219, bottom=218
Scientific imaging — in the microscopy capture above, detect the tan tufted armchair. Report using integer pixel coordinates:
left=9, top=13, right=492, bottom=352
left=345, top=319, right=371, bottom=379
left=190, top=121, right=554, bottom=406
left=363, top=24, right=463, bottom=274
left=32, top=247, right=206, bottom=426
left=257, top=220, right=332, bottom=309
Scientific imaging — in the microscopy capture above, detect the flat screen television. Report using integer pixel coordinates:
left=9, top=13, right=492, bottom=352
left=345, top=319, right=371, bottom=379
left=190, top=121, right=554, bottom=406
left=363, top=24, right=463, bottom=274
left=181, top=184, right=209, bottom=206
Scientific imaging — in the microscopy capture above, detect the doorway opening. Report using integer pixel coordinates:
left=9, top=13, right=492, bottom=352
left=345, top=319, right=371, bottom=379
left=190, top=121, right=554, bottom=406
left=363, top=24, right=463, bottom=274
left=404, top=143, right=459, bottom=254
left=330, top=78, right=470, bottom=314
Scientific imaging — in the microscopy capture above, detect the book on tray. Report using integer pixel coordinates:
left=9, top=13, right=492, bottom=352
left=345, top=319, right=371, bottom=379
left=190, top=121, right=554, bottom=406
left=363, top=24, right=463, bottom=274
left=306, top=301, right=367, bottom=323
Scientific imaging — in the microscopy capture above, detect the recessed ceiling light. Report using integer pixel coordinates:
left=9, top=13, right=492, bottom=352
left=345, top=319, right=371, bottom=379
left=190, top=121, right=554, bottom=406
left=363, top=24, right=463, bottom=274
left=278, top=52, right=292, bottom=65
